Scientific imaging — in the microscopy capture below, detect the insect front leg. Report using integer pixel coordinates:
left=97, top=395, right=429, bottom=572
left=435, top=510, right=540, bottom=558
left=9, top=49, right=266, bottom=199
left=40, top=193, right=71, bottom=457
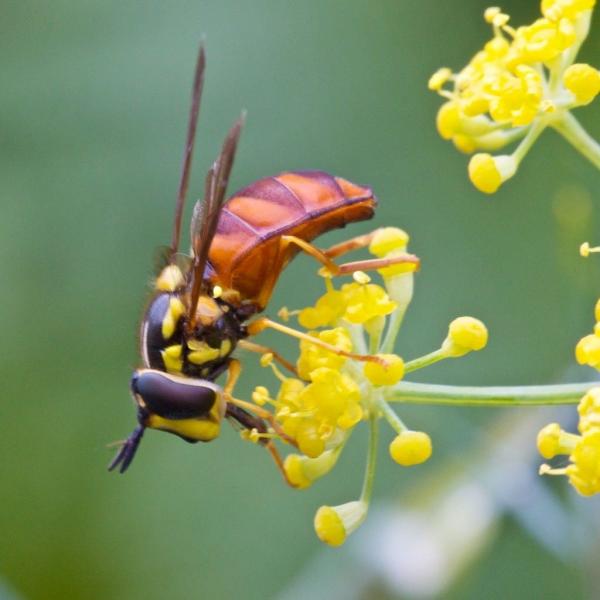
left=237, top=339, right=298, bottom=376
left=247, top=318, right=389, bottom=367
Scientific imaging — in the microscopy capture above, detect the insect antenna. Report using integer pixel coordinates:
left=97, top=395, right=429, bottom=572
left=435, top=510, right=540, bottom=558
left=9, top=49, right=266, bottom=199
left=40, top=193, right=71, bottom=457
left=168, top=43, right=206, bottom=262
left=108, top=425, right=146, bottom=473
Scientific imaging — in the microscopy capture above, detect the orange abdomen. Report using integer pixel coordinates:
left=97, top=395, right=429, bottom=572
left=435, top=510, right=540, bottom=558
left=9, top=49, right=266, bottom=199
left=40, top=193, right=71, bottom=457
left=207, top=170, right=377, bottom=310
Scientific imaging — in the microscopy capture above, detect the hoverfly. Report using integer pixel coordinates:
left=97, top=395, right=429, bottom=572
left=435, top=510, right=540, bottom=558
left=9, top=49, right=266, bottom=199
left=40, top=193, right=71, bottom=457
left=110, top=45, right=418, bottom=483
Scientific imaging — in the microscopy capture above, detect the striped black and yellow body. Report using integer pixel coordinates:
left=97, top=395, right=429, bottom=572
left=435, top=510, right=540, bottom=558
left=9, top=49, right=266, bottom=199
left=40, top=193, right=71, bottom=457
left=140, top=265, right=246, bottom=380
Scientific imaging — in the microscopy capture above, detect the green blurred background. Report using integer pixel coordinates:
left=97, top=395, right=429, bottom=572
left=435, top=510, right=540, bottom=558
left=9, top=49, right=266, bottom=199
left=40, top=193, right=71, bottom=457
left=2, top=1, right=600, bottom=598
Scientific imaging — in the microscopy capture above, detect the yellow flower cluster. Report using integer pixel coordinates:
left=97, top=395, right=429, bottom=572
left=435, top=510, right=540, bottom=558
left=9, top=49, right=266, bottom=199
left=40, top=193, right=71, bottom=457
left=297, top=279, right=397, bottom=329
left=244, top=227, right=490, bottom=546
left=538, top=298, right=600, bottom=495
left=574, top=299, right=600, bottom=369
left=430, top=1, right=598, bottom=193
left=538, top=388, right=600, bottom=495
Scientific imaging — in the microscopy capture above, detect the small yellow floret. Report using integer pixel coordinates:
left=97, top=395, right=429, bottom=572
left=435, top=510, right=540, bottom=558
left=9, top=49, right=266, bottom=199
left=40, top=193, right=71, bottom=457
left=341, top=282, right=397, bottom=324
left=444, top=316, right=488, bottom=357
left=298, top=290, right=346, bottom=329
left=252, top=386, right=270, bottom=406
left=537, top=422, right=563, bottom=458
left=468, top=153, right=501, bottom=193
left=542, top=0, right=596, bottom=21
left=484, top=7, right=502, bottom=23
left=595, top=299, right=600, bottom=322
left=468, top=153, right=516, bottom=194
left=260, top=353, right=274, bottom=367
left=436, top=102, right=461, bottom=140
left=389, top=431, right=432, bottom=466
left=364, top=354, right=405, bottom=386
left=580, top=242, right=591, bottom=257
left=314, top=506, right=346, bottom=546
left=297, top=327, right=352, bottom=379
left=567, top=430, right=600, bottom=496
left=314, top=501, right=367, bottom=546
left=428, top=67, right=452, bottom=91
left=577, top=387, right=600, bottom=433
left=564, top=64, right=600, bottom=105
left=283, top=454, right=312, bottom=489
left=575, top=334, right=600, bottom=368
left=369, top=227, right=410, bottom=257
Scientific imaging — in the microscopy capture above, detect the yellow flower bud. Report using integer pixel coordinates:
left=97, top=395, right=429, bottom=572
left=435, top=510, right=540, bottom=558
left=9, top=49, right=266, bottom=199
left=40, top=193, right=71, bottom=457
left=260, top=353, right=274, bottom=367
left=389, top=431, right=432, bottom=466
left=436, top=102, right=461, bottom=140
left=542, top=0, right=596, bottom=22
left=468, top=153, right=517, bottom=194
left=484, top=7, right=502, bottom=23
left=564, top=64, right=600, bottom=105
left=284, top=449, right=341, bottom=489
left=443, top=316, right=488, bottom=357
left=251, top=386, right=270, bottom=406
left=314, top=501, right=367, bottom=546
left=595, top=299, right=600, bottom=322
left=537, top=422, right=563, bottom=458
left=567, top=430, right=600, bottom=496
left=428, top=67, right=452, bottom=91
left=364, top=354, right=405, bottom=386
left=578, top=387, right=600, bottom=433
left=283, top=454, right=312, bottom=489
left=296, top=421, right=325, bottom=458
left=452, top=134, right=477, bottom=154
left=575, top=334, right=600, bottom=368
left=369, top=227, right=409, bottom=257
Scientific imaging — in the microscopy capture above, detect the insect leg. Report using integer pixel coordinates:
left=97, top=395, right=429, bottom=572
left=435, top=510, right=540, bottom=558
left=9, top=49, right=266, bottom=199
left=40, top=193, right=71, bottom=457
left=247, top=317, right=388, bottom=366
left=223, top=360, right=298, bottom=447
left=225, top=403, right=297, bottom=487
left=323, top=229, right=382, bottom=259
left=237, top=339, right=298, bottom=375
left=280, top=235, right=420, bottom=277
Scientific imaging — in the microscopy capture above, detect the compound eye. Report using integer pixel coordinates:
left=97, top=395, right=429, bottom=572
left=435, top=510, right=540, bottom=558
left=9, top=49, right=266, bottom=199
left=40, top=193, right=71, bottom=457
left=132, top=369, right=219, bottom=420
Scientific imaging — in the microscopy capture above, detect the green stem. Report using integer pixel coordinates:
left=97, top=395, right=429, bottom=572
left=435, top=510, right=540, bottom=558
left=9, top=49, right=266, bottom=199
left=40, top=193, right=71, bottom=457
left=404, top=348, right=448, bottom=373
left=551, top=112, right=600, bottom=171
left=360, top=413, right=379, bottom=504
left=513, top=119, right=547, bottom=163
left=380, top=306, right=408, bottom=354
left=376, top=395, right=408, bottom=433
left=384, top=381, right=593, bottom=406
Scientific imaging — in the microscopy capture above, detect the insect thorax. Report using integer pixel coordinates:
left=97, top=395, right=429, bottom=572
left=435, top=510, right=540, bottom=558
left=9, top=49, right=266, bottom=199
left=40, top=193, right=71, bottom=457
left=140, top=291, right=245, bottom=379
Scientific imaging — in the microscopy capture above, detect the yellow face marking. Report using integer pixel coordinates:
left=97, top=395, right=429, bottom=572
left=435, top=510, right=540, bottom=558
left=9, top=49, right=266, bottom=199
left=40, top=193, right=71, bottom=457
left=155, top=265, right=185, bottom=292
left=161, top=344, right=183, bottom=373
left=187, top=339, right=220, bottom=365
left=147, top=397, right=225, bottom=442
left=148, top=414, right=221, bottom=441
left=161, top=297, right=186, bottom=339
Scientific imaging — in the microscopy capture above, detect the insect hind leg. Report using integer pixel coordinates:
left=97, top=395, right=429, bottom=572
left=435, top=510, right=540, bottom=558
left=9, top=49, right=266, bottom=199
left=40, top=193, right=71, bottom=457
left=108, top=425, right=145, bottom=474
left=280, top=234, right=420, bottom=278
